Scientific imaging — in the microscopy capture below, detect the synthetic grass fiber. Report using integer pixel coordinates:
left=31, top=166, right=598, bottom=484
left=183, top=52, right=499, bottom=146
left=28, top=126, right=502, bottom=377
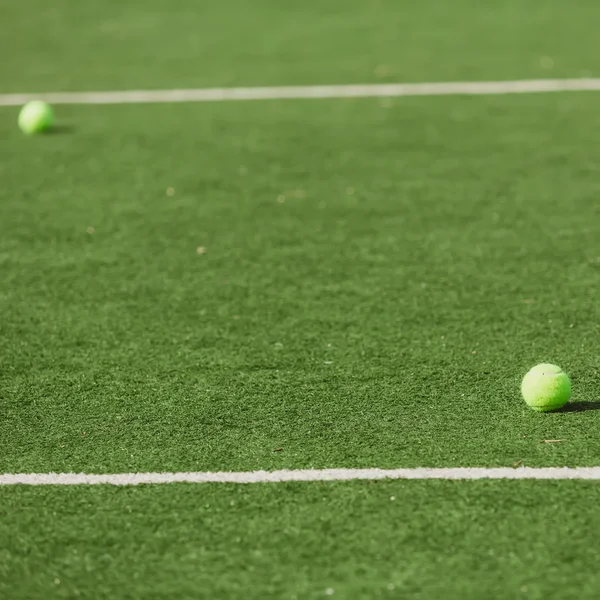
left=3, top=481, right=600, bottom=600
left=2, top=0, right=600, bottom=92
left=2, top=95, right=600, bottom=474
left=3, top=0, right=600, bottom=598
left=3, top=92, right=600, bottom=597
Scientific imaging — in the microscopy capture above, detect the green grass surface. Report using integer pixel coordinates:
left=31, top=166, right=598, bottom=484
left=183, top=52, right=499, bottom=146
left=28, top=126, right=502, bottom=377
left=2, top=94, right=600, bottom=475
left=4, top=1, right=600, bottom=598
left=1, top=0, right=600, bottom=92
left=3, top=481, right=600, bottom=600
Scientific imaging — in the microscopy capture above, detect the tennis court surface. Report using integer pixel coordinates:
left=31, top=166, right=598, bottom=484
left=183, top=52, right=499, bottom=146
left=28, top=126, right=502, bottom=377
left=2, top=1, right=600, bottom=598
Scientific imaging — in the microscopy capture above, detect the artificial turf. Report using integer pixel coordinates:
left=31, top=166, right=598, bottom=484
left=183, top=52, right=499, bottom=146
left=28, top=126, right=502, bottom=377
left=1, top=0, right=600, bottom=93
left=4, top=1, right=600, bottom=598
left=3, top=92, right=600, bottom=599
left=3, top=481, right=600, bottom=600
left=2, top=94, right=600, bottom=475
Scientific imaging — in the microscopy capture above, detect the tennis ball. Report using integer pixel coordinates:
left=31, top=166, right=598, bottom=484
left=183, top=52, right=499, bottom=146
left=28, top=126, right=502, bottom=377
left=18, top=100, right=54, bottom=134
left=521, top=363, right=571, bottom=412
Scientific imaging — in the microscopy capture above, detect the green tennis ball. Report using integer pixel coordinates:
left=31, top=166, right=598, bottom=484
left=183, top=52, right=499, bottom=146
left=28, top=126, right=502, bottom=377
left=18, top=100, right=54, bottom=134
left=521, top=363, right=571, bottom=412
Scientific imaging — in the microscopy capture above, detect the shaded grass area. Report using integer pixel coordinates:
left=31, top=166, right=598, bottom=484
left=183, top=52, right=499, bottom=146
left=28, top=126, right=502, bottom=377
left=1, top=93, right=600, bottom=472
left=1, top=0, right=600, bottom=93
left=2, top=480, right=600, bottom=599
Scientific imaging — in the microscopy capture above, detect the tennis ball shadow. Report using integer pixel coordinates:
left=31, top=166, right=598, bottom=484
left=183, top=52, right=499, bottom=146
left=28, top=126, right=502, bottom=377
left=45, top=125, right=76, bottom=135
left=560, top=401, right=600, bottom=413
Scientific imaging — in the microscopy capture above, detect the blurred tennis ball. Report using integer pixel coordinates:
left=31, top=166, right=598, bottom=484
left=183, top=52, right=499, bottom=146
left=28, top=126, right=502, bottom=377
left=18, top=100, right=54, bottom=134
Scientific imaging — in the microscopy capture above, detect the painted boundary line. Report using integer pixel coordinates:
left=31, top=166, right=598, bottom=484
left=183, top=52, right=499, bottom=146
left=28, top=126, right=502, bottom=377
left=2, top=467, right=600, bottom=485
left=2, top=79, right=600, bottom=107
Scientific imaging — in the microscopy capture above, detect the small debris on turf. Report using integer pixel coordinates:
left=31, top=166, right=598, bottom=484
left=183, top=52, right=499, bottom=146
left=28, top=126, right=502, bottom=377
left=166, top=187, right=175, bottom=196
left=513, top=460, right=523, bottom=468
left=196, top=246, right=206, bottom=255
left=273, top=448, right=283, bottom=452
left=86, top=226, right=95, bottom=234
left=541, top=440, right=564, bottom=443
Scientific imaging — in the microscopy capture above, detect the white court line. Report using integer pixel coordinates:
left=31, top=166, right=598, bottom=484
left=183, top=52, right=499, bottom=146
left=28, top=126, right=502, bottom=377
left=2, top=467, right=600, bottom=485
left=2, top=79, right=600, bottom=107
